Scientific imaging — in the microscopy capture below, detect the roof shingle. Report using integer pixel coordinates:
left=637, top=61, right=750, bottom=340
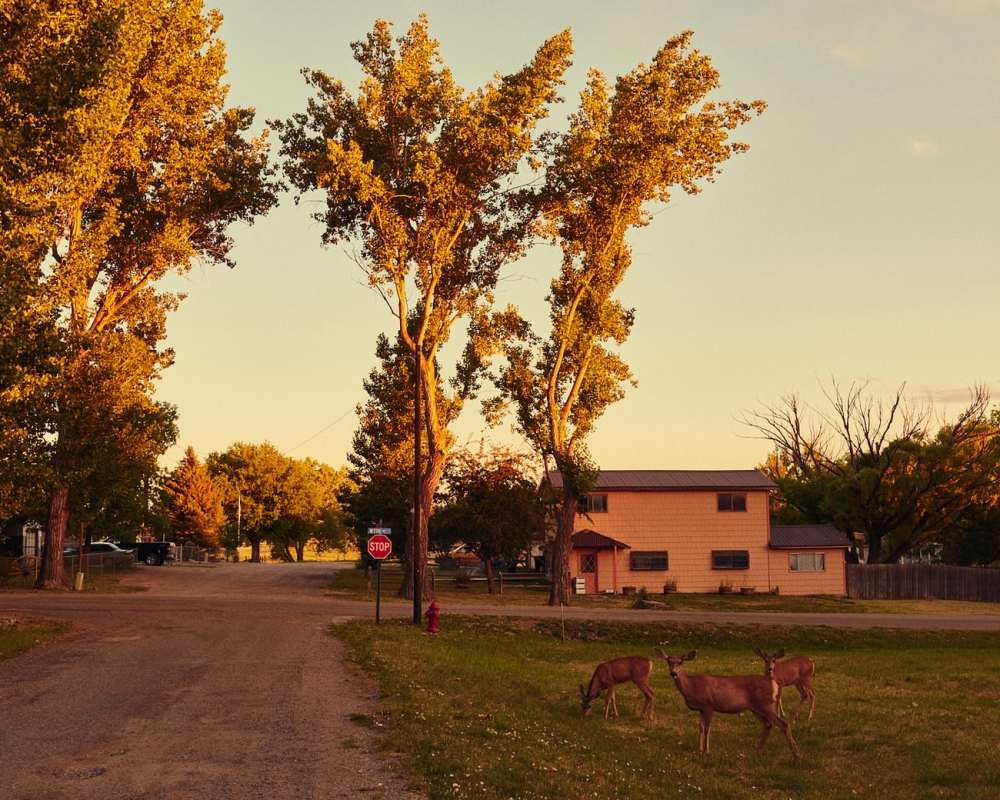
left=548, top=469, right=776, bottom=492
left=770, top=524, right=851, bottom=549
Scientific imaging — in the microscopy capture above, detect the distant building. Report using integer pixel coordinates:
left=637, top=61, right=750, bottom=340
left=0, top=518, right=44, bottom=558
left=548, top=470, right=851, bottom=596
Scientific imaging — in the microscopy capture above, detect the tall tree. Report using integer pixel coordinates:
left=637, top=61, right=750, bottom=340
left=491, top=32, right=765, bottom=604
left=161, top=446, right=226, bottom=547
left=207, top=442, right=287, bottom=564
left=4, top=1, right=279, bottom=588
left=432, top=445, right=546, bottom=593
left=746, top=382, right=1000, bottom=562
left=344, top=332, right=439, bottom=585
left=268, top=459, right=353, bottom=562
left=275, top=16, right=573, bottom=599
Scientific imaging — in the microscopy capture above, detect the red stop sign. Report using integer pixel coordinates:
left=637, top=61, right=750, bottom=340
left=367, top=533, right=392, bottom=560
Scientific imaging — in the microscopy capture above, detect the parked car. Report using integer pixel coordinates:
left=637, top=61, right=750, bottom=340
left=63, top=541, right=133, bottom=557
left=116, top=541, right=176, bottom=566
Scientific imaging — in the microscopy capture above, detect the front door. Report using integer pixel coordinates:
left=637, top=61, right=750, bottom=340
left=578, top=550, right=598, bottom=594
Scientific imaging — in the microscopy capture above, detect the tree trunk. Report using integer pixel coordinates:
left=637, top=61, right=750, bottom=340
left=484, top=556, right=495, bottom=594
left=250, top=538, right=261, bottom=563
left=295, top=541, right=305, bottom=562
left=36, top=486, right=69, bottom=589
left=866, top=530, right=885, bottom=564
left=547, top=486, right=577, bottom=606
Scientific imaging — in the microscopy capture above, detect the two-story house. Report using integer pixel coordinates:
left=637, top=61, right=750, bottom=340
left=549, top=469, right=849, bottom=596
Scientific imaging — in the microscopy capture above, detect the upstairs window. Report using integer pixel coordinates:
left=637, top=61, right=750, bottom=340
left=789, top=552, right=826, bottom=572
left=578, top=494, right=608, bottom=514
left=712, top=550, right=750, bottom=570
left=717, top=493, right=747, bottom=512
left=630, top=551, right=668, bottom=571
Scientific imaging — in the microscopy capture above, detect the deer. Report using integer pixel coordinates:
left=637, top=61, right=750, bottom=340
left=655, top=649, right=801, bottom=760
left=754, top=648, right=817, bottom=721
left=579, top=656, right=656, bottom=721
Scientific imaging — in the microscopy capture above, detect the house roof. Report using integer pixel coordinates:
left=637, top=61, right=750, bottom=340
left=548, top=469, right=776, bottom=492
left=571, top=529, right=631, bottom=550
left=770, top=524, right=852, bottom=549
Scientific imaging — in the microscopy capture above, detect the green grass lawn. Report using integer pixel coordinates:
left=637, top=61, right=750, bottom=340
left=335, top=616, right=1000, bottom=800
left=0, top=618, right=70, bottom=661
left=326, top=563, right=1000, bottom=615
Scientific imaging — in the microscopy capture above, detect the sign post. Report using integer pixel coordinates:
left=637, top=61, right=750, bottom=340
left=367, top=528, right=392, bottom=624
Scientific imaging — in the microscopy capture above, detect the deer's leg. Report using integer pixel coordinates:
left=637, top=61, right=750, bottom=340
left=611, top=686, right=619, bottom=718
left=776, top=687, right=786, bottom=719
left=773, top=712, right=802, bottom=760
left=755, top=711, right=774, bottom=751
left=803, top=680, right=816, bottom=721
left=699, top=709, right=714, bottom=754
left=637, top=681, right=655, bottom=721
left=603, top=687, right=612, bottom=719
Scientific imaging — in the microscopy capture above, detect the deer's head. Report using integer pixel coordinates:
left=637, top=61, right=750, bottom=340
left=579, top=684, right=594, bottom=716
left=753, top=647, right=785, bottom=677
left=655, top=649, right=696, bottom=678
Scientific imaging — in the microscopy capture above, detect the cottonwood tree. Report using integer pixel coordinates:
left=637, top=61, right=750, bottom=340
left=268, top=459, right=353, bottom=562
left=0, top=1, right=124, bottom=522
left=746, top=381, right=1000, bottom=563
left=432, top=445, right=546, bottom=593
left=208, top=442, right=286, bottom=563
left=275, top=16, right=573, bottom=597
left=161, top=446, right=226, bottom=547
left=491, top=32, right=765, bottom=604
left=3, top=1, right=278, bottom=588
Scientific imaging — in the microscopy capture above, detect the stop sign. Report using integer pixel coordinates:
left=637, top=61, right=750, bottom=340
left=367, top=533, right=392, bottom=560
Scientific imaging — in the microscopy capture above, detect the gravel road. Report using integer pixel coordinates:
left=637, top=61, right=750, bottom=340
left=0, top=563, right=420, bottom=800
left=3, top=561, right=997, bottom=800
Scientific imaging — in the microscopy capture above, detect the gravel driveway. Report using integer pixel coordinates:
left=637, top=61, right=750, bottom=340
left=0, top=563, right=420, bottom=800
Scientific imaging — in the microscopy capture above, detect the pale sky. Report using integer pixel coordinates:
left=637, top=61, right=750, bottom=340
left=158, top=0, right=1000, bottom=471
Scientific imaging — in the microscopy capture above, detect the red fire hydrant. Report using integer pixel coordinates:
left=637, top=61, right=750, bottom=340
left=425, top=600, right=441, bottom=634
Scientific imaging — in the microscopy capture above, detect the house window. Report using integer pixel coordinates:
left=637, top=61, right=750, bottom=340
left=630, top=551, right=668, bottom=571
left=579, top=553, right=596, bottom=573
left=712, top=550, right=750, bottom=570
left=717, top=493, right=747, bottom=512
left=789, top=552, right=826, bottom=572
left=578, top=494, right=608, bottom=513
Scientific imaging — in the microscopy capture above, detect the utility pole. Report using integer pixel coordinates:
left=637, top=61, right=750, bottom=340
left=412, top=343, right=422, bottom=625
left=236, top=490, right=242, bottom=562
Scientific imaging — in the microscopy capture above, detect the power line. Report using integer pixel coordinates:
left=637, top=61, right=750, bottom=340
left=287, top=408, right=354, bottom=453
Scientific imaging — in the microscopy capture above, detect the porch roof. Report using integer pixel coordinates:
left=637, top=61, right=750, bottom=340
left=571, top=529, right=631, bottom=550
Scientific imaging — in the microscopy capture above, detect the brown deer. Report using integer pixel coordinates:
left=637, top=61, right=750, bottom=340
left=656, top=649, right=800, bottom=759
left=579, top=656, right=655, bottom=721
left=754, top=648, right=817, bottom=721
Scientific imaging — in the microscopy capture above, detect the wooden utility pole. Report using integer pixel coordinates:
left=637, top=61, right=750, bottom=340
left=412, top=345, right=422, bottom=625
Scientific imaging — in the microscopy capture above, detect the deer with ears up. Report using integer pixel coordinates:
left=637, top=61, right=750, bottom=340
left=579, top=656, right=655, bottom=721
left=754, top=648, right=817, bottom=720
left=656, top=649, right=800, bottom=759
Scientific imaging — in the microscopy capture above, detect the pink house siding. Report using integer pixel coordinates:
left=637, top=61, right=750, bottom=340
left=561, top=471, right=849, bottom=597
left=573, top=489, right=773, bottom=594
left=766, top=548, right=846, bottom=596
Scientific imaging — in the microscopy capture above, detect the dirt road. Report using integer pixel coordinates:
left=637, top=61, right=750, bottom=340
left=0, top=563, right=419, bottom=800
left=3, top=562, right=998, bottom=800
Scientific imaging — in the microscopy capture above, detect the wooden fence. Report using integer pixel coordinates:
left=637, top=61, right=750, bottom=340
left=846, top=563, right=1000, bottom=603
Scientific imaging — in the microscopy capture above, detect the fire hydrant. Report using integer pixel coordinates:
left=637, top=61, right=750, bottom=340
left=425, top=600, right=440, bottom=634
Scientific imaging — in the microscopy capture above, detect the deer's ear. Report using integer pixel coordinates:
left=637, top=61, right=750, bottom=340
left=775, top=649, right=785, bottom=659
left=684, top=650, right=697, bottom=661
left=753, top=647, right=764, bottom=658
left=654, top=648, right=668, bottom=660
left=579, top=684, right=586, bottom=698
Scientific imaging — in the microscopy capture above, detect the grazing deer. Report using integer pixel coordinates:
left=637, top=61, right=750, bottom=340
left=579, top=656, right=656, bottom=721
left=754, top=648, right=817, bottom=721
left=656, top=649, right=800, bottom=759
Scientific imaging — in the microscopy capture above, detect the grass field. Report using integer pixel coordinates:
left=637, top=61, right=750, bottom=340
left=0, top=618, right=70, bottom=661
left=325, top=563, right=1000, bottom=615
left=335, top=616, right=1000, bottom=800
